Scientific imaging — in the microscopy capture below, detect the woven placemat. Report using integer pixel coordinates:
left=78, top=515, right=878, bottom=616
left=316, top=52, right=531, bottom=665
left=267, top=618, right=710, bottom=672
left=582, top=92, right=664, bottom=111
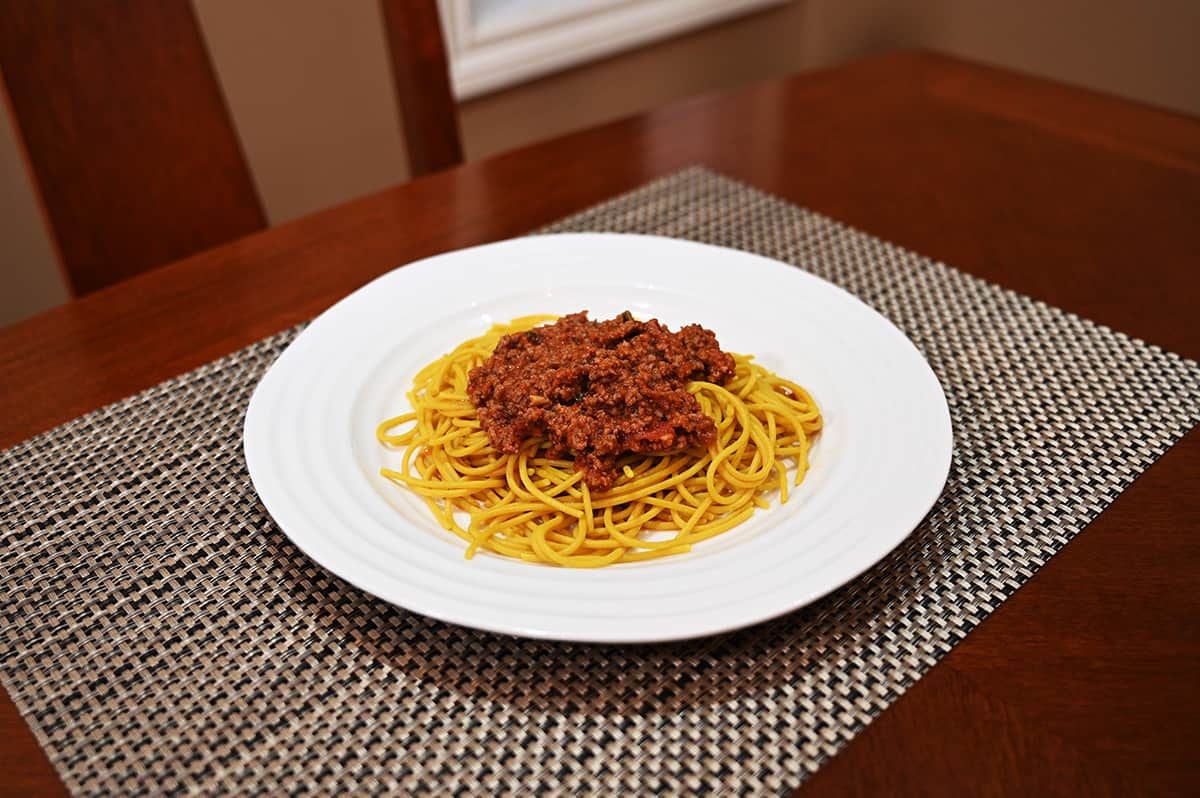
left=3, top=167, right=1198, bottom=796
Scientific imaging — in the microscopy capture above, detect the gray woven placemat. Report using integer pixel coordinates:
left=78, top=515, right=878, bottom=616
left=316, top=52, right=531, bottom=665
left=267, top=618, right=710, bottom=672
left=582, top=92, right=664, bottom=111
left=2, top=167, right=1198, bottom=796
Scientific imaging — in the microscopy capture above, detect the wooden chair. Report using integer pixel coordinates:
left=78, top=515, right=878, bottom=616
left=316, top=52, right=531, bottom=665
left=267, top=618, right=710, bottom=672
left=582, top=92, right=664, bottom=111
left=0, top=0, right=462, bottom=296
left=381, top=0, right=463, bottom=178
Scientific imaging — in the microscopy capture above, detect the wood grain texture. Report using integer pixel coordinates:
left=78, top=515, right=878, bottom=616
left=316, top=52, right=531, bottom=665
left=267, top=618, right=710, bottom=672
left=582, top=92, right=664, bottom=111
left=0, top=0, right=267, bottom=296
left=0, top=51, right=1197, bottom=796
left=380, top=0, right=463, bottom=177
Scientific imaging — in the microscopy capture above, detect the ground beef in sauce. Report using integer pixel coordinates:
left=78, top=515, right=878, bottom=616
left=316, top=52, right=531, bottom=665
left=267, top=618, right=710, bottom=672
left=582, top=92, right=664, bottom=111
left=466, top=311, right=736, bottom=491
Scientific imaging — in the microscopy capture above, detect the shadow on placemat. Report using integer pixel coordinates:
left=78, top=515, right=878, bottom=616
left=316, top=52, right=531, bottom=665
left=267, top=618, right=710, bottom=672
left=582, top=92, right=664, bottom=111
left=269, top=510, right=940, bottom=714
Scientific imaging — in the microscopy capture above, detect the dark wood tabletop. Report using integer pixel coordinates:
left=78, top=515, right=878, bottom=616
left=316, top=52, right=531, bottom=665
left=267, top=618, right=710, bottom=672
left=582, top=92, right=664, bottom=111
left=2, top=51, right=1197, bottom=796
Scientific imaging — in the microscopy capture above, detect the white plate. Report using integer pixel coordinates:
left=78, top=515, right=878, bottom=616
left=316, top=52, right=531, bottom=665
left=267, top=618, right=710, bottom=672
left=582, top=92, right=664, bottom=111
left=244, top=233, right=952, bottom=643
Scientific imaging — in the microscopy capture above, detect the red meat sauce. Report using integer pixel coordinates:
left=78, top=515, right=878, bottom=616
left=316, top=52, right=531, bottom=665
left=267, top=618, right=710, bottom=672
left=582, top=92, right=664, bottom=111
left=466, top=311, right=736, bottom=491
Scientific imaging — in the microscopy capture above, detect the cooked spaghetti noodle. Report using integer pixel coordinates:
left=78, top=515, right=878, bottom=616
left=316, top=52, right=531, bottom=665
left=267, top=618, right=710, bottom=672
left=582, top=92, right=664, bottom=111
left=377, top=315, right=822, bottom=567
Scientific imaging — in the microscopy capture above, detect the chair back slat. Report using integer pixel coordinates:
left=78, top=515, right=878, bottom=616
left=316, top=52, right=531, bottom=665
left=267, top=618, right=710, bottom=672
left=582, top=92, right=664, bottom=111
left=381, top=0, right=464, bottom=177
left=0, top=0, right=267, bottom=295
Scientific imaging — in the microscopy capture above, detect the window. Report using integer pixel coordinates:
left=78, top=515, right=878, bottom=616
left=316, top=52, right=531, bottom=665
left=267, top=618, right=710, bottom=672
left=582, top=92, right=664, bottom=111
left=438, top=0, right=789, bottom=99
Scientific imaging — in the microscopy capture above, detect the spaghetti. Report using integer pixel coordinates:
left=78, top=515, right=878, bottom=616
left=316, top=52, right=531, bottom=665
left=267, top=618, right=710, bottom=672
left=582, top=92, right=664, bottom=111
left=377, top=314, right=822, bottom=567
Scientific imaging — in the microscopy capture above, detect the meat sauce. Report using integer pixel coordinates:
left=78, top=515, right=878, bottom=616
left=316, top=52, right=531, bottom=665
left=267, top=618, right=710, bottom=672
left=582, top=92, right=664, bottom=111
left=466, top=311, right=736, bottom=491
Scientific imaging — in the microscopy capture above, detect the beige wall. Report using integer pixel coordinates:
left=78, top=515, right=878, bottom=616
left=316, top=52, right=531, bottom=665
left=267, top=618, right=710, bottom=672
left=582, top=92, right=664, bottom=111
left=794, top=0, right=1200, bottom=113
left=0, top=88, right=66, bottom=322
left=459, top=4, right=811, bottom=161
left=193, top=0, right=409, bottom=225
left=3, top=0, right=1197, bottom=326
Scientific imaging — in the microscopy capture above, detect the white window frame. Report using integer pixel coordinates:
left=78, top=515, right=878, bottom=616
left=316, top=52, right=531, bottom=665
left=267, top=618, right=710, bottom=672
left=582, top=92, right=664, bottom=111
left=438, top=0, right=790, bottom=100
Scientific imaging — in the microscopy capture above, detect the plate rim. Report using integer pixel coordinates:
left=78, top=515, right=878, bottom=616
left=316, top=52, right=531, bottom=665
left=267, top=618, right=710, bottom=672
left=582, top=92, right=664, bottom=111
left=244, top=232, right=953, bottom=643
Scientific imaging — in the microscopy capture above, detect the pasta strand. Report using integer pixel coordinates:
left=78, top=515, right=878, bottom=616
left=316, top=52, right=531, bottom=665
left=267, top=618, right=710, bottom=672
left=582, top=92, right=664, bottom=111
left=377, top=316, right=821, bottom=567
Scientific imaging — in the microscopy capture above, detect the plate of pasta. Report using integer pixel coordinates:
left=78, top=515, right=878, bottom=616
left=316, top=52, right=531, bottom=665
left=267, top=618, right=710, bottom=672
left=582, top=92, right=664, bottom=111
left=244, top=233, right=952, bottom=642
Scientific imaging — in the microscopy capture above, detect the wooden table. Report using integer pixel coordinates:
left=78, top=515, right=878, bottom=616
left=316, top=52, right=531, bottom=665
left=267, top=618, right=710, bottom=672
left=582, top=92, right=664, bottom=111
left=2, top=51, right=1197, bottom=796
